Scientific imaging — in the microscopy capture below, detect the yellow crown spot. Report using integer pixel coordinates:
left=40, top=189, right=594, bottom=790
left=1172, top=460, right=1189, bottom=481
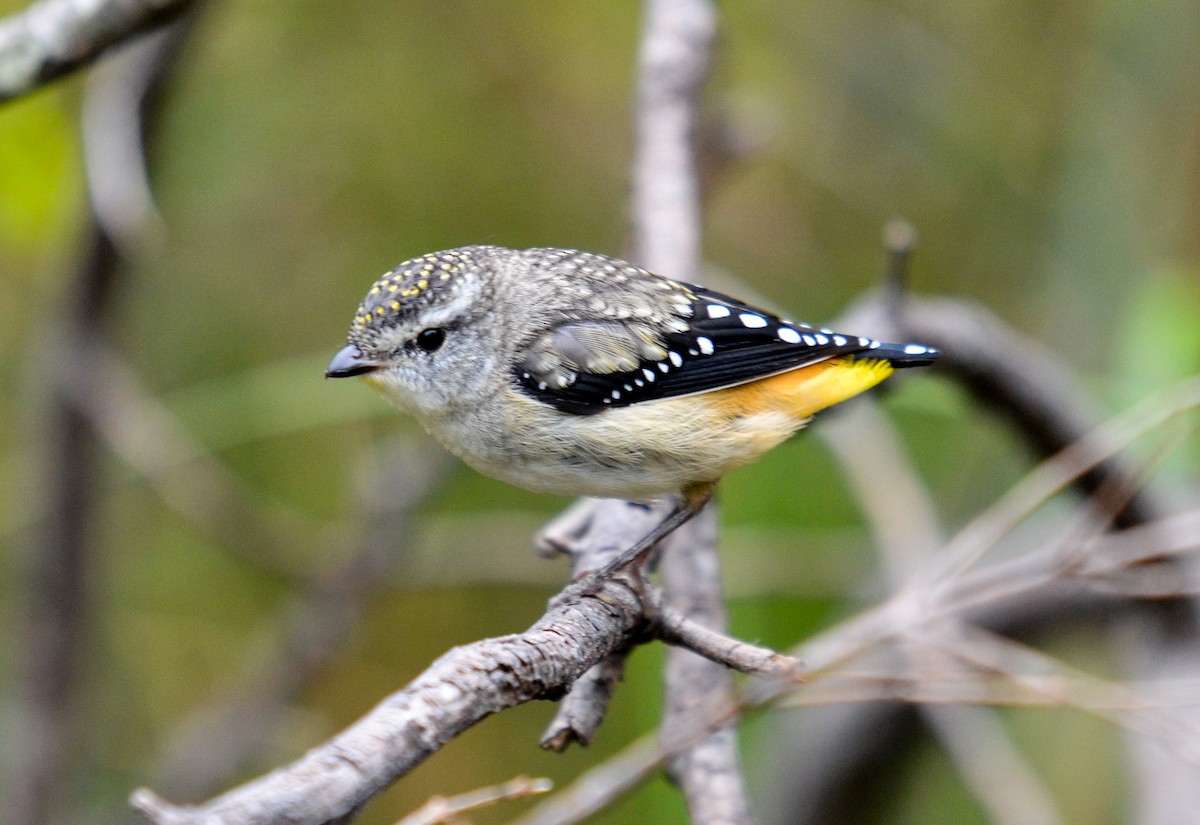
left=390, top=301, right=401, bottom=310
left=374, top=306, right=385, bottom=315
left=440, top=272, right=452, bottom=280
left=369, top=286, right=381, bottom=295
left=417, top=279, right=429, bottom=290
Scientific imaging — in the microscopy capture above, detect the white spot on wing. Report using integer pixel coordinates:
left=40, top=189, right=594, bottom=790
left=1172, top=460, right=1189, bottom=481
left=697, top=337, right=715, bottom=355
left=833, top=335, right=847, bottom=346
left=778, top=327, right=802, bottom=344
left=706, top=304, right=731, bottom=319
left=802, top=335, right=816, bottom=346
left=739, top=313, right=768, bottom=328
left=904, top=344, right=929, bottom=355
left=642, top=368, right=656, bottom=381
left=668, top=351, right=683, bottom=368
left=814, top=333, right=829, bottom=345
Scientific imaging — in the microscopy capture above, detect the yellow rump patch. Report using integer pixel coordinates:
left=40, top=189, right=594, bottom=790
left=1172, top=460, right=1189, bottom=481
left=712, top=357, right=895, bottom=420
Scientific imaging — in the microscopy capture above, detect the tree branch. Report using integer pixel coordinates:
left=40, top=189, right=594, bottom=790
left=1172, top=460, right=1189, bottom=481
left=0, top=0, right=193, bottom=103
left=131, top=573, right=652, bottom=825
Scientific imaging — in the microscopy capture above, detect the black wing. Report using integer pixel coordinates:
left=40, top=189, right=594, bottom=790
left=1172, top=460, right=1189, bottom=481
left=515, top=285, right=937, bottom=415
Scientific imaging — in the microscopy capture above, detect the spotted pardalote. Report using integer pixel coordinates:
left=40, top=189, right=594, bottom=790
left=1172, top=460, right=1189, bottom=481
left=327, top=246, right=938, bottom=565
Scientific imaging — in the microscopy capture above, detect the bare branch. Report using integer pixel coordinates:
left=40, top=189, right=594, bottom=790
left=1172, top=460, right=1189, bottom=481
left=0, top=0, right=193, bottom=103
left=536, top=498, right=671, bottom=748
left=659, top=508, right=755, bottom=825
left=130, top=572, right=651, bottom=825
left=658, top=603, right=801, bottom=677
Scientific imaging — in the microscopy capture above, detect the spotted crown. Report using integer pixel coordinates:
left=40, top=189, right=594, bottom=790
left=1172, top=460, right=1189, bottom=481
left=350, top=247, right=487, bottom=337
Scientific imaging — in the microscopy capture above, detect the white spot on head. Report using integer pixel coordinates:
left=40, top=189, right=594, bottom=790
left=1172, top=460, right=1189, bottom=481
left=904, top=343, right=929, bottom=355
left=522, top=371, right=531, bottom=379
left=802, top=335, right=816, bottom=346
left=833, top=335, right=847, bottom=346
left=668, top=351, right=683, bottom=368
left=778, top=327, right=802, bottom=344
left=697, top=336, right=715, bottom=355
left=706, top=304, right=731, bottom=319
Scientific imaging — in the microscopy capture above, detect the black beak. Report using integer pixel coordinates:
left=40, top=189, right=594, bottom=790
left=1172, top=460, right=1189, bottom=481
left=326, top=345, right=384, bottom=378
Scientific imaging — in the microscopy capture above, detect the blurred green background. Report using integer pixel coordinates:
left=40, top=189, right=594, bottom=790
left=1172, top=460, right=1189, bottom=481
left=1, top=1, right=1198, bottom=823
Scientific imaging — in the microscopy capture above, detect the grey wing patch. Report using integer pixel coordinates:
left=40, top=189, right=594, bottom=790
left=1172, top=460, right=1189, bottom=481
left=521, top=321, right=669, bottom=390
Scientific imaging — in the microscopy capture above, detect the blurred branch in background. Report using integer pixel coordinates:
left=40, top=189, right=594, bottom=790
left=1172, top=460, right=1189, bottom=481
left=2, top=16, right=193, bottom=825
left=150, top=438, right=451, bottom=804
left=767, top=255, right=1200, bottom=824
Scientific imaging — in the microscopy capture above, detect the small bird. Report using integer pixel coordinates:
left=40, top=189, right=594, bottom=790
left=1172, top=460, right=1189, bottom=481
left=327, top=246, right=938, bottom=572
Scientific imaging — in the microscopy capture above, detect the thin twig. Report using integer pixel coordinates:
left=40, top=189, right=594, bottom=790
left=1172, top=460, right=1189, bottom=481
left=396, top=776, right=552, bottom=825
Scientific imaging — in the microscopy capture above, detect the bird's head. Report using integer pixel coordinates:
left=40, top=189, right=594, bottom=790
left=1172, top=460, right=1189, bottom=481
left=326, top=246, right=507, bottom=417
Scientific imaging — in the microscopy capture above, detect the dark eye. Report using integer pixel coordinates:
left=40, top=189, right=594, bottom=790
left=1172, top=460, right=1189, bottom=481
left=416, top=327, right=446, bottom=353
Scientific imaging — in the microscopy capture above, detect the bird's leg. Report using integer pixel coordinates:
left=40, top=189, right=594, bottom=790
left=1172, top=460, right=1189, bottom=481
left=597, top=483, right=714, bottom=578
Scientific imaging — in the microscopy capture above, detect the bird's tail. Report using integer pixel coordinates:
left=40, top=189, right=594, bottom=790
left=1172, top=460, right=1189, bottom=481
left=858, top=341, right=940, bottom=368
